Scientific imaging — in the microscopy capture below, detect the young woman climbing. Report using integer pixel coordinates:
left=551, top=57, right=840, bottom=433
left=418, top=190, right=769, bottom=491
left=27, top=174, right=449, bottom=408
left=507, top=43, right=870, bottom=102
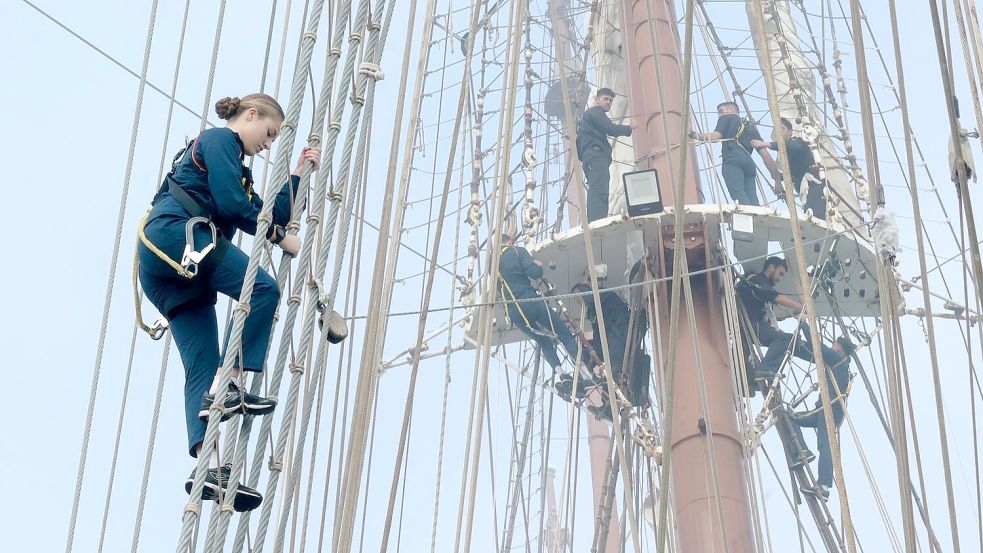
left=137, top=93, right=320, bottom=510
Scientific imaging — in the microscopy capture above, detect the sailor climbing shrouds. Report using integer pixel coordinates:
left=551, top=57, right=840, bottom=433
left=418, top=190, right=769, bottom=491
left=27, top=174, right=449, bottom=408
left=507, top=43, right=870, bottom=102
left=497, top=230, right=582, bottom=371
left=136, top=93, right=320, bottom=512
left=736, top=256, right=810, bottom=382
left=789, top=331, right=855, bottom=502
left=575, top=87, right=633, bottom=222
left=570, top=278, right=650, bottom=407
left=690, top=101, right=777, bottom=206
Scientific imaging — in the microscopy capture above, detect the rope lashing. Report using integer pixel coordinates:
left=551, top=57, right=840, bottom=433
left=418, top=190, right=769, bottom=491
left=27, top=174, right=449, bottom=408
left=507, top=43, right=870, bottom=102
left=358, top=62, right=385, bottom=81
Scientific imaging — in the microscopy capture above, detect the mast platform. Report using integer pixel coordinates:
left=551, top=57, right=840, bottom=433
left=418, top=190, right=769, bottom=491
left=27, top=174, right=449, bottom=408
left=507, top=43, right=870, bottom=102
left=470, top=204, right=890, bottom=348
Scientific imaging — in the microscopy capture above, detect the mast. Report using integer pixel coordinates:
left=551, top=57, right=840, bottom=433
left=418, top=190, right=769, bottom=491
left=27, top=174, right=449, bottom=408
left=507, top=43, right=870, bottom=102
left=619, top=0, right=756, bottom=550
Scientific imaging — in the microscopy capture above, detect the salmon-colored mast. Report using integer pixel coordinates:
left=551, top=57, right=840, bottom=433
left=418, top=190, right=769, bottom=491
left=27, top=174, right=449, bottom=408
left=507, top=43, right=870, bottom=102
left=619, top=0, right=756, bottom=550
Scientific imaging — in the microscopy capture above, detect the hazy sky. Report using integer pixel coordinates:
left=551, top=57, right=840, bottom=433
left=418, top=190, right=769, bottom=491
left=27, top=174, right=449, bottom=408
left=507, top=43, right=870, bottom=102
left=3, top=0, right=983, bottom=551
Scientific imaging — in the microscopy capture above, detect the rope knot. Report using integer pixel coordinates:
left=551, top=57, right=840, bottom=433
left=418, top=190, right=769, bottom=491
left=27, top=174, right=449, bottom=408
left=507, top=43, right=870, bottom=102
left=289, top=362, right=305, bottom=375
left=308, top=133, right=322, bottom=144
left=327, top=190, right=343, bottom=202
left=358, top=62, right=385, bottom=81
left=268, top=457, right=284, bottom=472
left=183, top=502, right=201, bottom=516
left=302, top=31, right=317, bottom=42
left=281, top=121, right=296, bottom=131
left=350, top=93, right=365, bottom=106
left=235, top=301, right=251, bottom=316
left=330, top=47, right=341, bottom=57
left=220, top=503, right=235, bottom=514
left=328, top=121, right=342, bottom=132
left=348, top=32, right=363, bottom=44
left=285, top=220, right=301, bottom=232
left=287, top=293, right=302, bottom=306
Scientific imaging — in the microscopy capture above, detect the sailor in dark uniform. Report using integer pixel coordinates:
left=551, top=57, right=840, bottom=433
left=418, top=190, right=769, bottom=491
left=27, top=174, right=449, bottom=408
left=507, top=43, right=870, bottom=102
left=497, top=232, right=581, bottom=371
left=753, top=118, right=826, bottom=218
left=576, top=87, right=633, bottom=222
left=691, top=101, right=777, bottom=206
left=571, top=279, right=650, bottom=407
left=791, top=334, right=855, bottom=501
left=736, top=256, right=811, bottom=381
left=137, top=93, right=319, bottom=509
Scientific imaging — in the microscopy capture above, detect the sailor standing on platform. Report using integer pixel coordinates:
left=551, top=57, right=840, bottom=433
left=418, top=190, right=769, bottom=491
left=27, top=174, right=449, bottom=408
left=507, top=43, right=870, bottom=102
left=736, top=256, right=812, bottom=380
left=752, top=118, right=826, bottom=218
left=691, top=101, right=777, bottom=206
left=576, top=87, right=634, bottom=222
left=791, top=333, right=855, bottom=501
left=498, top=231, right=581, bottom=371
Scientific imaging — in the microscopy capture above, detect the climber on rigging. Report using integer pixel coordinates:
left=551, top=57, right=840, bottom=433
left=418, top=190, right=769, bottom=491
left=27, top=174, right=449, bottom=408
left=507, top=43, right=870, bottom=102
left=571, top=276, right=650, bottom=407
left=137, top=93, right=320, bottom=511
left=576, top=87, right=633, bottom=222
left=690, top=101, right=777, bottom=206
left=498, top=230, right=582, bottom=372
left=737, top=256, right=812, bottom=381
left=751, top=118, right=826, bottom=218
left=790, top=332, right=855, bottom=501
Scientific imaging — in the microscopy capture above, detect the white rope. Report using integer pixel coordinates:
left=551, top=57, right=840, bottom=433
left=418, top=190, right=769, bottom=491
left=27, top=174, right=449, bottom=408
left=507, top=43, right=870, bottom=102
left=65, top=2, right=159, bottom=550
left=271, top=1, right=398, bottom=549
left=176, top=0, right=321, bottom=547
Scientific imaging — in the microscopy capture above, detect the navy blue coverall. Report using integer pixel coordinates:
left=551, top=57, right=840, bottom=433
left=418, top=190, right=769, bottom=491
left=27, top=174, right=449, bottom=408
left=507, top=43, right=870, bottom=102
left=737, top=272, right=812, bottom=375
left=576, top=106, right=632, bottom=222
left=714, top=114, right=764, bottom=206
left=792, top=343, right=851, bottom=488
left=138, top=127, right=301, bottom=457
left=582, top=289, right=650, bottom=406
left=498, top=245, right=580, bottom=370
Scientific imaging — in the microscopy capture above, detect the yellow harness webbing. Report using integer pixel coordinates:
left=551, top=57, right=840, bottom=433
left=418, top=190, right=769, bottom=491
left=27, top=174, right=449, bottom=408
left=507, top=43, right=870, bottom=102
left=132, top=209, right=196, bottom=339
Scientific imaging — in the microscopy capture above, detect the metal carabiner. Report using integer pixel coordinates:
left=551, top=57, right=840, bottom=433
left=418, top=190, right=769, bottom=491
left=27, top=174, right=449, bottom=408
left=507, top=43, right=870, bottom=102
left=180, top=216, right=218, bottom=278
left=148, top=317, right=170, bottom=340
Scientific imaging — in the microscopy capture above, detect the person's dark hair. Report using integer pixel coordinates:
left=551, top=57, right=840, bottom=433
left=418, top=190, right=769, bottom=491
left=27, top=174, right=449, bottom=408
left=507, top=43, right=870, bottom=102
left=762, top=256, right=788, bottom=272
left=836, top=336, right=857, bottom=356
left=780, top=117, right=793, bottom=131
left=500, top=232, right=514, bottom=244
left=717, top=101, right=739, bottom=113
left=596, top=87, right=616, bottom=99
left=215, top=93, right=286, bottom=121
left=571, top=281, right=592, bottom=294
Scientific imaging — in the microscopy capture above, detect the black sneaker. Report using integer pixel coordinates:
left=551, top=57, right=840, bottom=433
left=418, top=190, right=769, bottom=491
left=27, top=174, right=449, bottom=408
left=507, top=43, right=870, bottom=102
left=790, top=449, right=816, bottom=469
left=199, top=383, right=277, bottom=422
left=800, top=484, right=830, bottom=502
left=184, top=463, right=263, bottom=512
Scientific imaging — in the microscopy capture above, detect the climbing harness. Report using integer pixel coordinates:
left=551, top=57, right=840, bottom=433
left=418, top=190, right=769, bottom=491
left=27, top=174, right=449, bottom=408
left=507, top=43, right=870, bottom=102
left=497, top=245, right=558, bottom=340
left=132, top=135, right=248, bottom=338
